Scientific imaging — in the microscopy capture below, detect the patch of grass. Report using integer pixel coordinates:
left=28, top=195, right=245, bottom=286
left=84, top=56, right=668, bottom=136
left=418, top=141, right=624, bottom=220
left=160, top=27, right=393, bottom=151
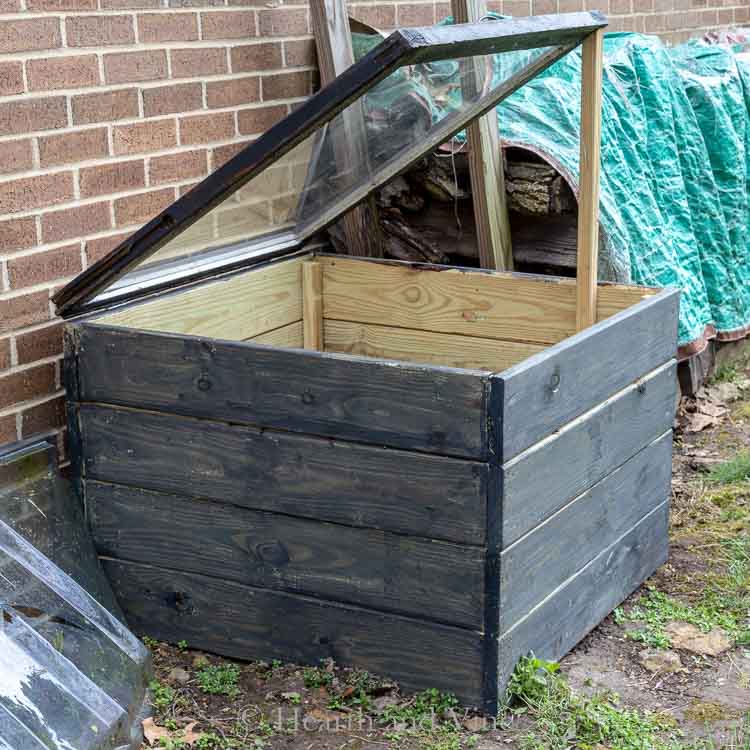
left=142, top=635, right=159, bottom=649
left=196, top=664, right=241, bottom=698
left=710, top=363, right=739, bottom=384
left=707, top=453, right=750, bottom=485
left=302, top=663, right=334, bottom=689
left=505, top=656, right=684, bottom=750
left=379, top=688, right=460, bottom=728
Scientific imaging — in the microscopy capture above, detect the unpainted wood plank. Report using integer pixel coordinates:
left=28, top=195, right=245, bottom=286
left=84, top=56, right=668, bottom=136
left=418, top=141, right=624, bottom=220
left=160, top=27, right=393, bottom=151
left=497, top=501, right=668, bottom=691
left=248, top=320, right=304, bottom=348
left=499, top=431, right=672, bottom=631
left=78, top=403, right=488, bottom=545
left=498, top=288, right=679, bottom=460
left=575, top=28, right=604, bottom=331
left=87, top=480, right=485, bottom=628
left=96, top=256, right=304, bottom=340
left=451, top=0, right=512, bottom=271
left=501, top=360, right=676, bottom=547
left=320, top=256, right=659, bottom=346
left=74, top=324, right=489, bottom=459
left=102, top=558, right=487, bottom=708
left=303, top=260, right=324, bottom=350
left=324, top=319, right=543, bottom=372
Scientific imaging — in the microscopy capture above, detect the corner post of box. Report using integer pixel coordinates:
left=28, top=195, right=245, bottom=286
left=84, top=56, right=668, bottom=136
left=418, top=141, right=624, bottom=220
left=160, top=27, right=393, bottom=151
left=575, top=26, right=604, bottom=332
left=63, top=324, right=86, bottom=513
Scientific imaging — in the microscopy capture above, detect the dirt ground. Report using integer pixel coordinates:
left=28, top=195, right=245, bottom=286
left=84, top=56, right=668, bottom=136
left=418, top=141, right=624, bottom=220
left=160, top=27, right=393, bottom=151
left=139, top=352, right=750, bottom=750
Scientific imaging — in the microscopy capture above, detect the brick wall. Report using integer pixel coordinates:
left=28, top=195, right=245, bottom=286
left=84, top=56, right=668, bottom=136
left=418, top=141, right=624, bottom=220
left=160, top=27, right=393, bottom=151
left=0, top=0, right=745, bottom=451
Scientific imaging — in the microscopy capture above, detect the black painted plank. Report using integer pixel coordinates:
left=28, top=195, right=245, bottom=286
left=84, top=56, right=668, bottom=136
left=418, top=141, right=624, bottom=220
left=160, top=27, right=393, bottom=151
left=497, top=501, right=669, bottom=691
left=78, top=403, right=488, bottom=546
left=501, top=360, right=676, bottom=547
left=102, top=558, right=488, bottom=709
left=87, top=480, right=485, bottom=629
left=499, top=431, right=672, bottom=630
left=72, top=324, right=488, bottom=459
left=498, top=289, right=679, bottom=460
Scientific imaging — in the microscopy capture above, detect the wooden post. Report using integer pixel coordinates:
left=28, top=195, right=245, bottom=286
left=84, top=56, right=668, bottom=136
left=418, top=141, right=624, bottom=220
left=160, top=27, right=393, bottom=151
left=310, top=0, right=382, bottom=258
left=575, top=28, right=604, bottom=332
left=302, top=261, right=323, bottom=350
left=451, top=0, right=513, bottom=271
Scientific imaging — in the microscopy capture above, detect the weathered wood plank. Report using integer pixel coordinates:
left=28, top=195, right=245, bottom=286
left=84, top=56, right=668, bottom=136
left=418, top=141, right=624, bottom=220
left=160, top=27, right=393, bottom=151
left=97, top=256, right=304, bottom=341
left=87, top=480, right=485, bottom=628
left=102, top=558, right=487, bottom=708
left=320, top=256, right=659, bottom=347
left=73, top=323, right=489, bottom=459
left=501, top=360, right=676, bottom=547
left=498, top=288, right=679, bottom=460
left=497, top=501, right=668, bottom=691
left=248, top=320, right=303, bottom=348
left=78, top=403, right=488, bottom=545
left=324, top=319, right=543, bottom=372
left=499, top=431, right=672, bottom=630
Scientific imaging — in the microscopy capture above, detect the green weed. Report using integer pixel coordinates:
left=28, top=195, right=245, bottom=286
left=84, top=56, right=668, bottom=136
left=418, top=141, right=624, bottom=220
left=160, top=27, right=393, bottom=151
left=302, top=664, right=333, bottom=689
left=196, top=664, right=241, bottom=698
left=379, top=688, right=459, bottom=728
left=711, top=363, right=739, bottom=384
left=149, top=680, right=176, bottom=711
left=707, top=453, right=750, bottom=485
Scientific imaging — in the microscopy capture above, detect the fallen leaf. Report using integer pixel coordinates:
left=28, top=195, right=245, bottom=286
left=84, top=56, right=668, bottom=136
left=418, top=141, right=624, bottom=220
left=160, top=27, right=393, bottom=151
left=665, top=622, right=731, bottom=656
left=182, top=721, right=204, bottom=746
left=142, top=718, right=171, bottom=746
left=168, top=666, right=191, bottom=684
left=463, top=715, right=489, bottom=732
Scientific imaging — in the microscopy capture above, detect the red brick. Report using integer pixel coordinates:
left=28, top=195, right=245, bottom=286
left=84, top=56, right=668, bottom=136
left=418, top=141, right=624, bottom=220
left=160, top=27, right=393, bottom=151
left=179, top=111, right=235, bottom=145
left=0, top=218, right=37, bottom=254
left=558, top=0, right=584, bottom=8
left=0, top=364, right=57, bottom=410
left=149, top=149, right=207, bottom=184
left=114, top=187, right=175, bottom=226
left=104, top=50, right=168, bottom=84
left=0, top=97, right=71, bottom=138
left=258, top=8, right=308, bottom=36
left=206, top=76, right=260, bottom=108
left=532, top=0, right=557, bottom=11
left=0, top=292, right=50, bottom=334
left=8, top=245, right=82, bottom=290
left=633, top=0, right=653, bottom=10
left=72, top=88, right=139, bottom=125
left=0, top=172, right=74, bottom=215
left=41, top=202, right=111, bottom=243
left=16, top=323, right=64, bottom=365
left=67, top=15, right=135, bottom=47
left=103, top=0, right=159, bottom=8
left=178, top=182, right=199, bottom=196
left=0, top=19, right=61, bottom=54
left=201, top=11, right=257, bottom=39
left=261, top=71, right=313, bottom=101
left=349, top=4, right=397, bottom=28
left=80, top=159, right=146, bottom=198
left=0, top=138, right=34, bottom=176
left=436, top=2, right=450, bottom=21
left=211, top=139, right=251, bottom=169
left=238, top=104, right=286, bottom=135
left=142, top=82, right=203, bottom=117
left=0, top=414, right=17, bottom=443
left=0, top=62, right=24, bottom=97
left=226, top=0, right=266, bottom=6
left=502, top=0, right=531, bottom=13
left=85, top=231, right=131, bottom=263
left=0, top=0, right=21, bottom=12
left=283, top=39, right=316, bottom=68
left=21, top=395, right=65, bottom=438
left=27, top=55, right=100, bottom=92
left=138, top=13, right=199, bottom=42
left=171, top=47, right=228, bottom=78
left=735, top=6, right=750, bottom=23
left=113, top=118, right=177, bottom=155
left=39, top=127, right=109, bottom=168
left=0, top=338, right=10, bottom=370
left=610, top=0, right=631, bottom=11
left=27, top=0, right=96, bottom=9
left=230, top=43, right=283, bottom=73
left=396, top=3, right=435, bottom=25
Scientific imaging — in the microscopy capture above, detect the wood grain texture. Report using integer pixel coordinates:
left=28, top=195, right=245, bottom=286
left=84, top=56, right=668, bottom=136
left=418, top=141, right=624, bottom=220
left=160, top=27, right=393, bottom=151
left=97, top=257, right=304, bottom=340
left=78, top=403, right=488, bottom=545
left=324, top=319, right=543, bottom=372
left=102, top=558, right=487, bottom=707
left=74, top=324, right=489, bottom=458
left=498, top=288, right=679, bottom=460
left=248, top=321, right=303, bottom=348
left=303, top=260, right=323, bottom=350
left=499, top=431, right=672, bottom=630
left=576, top=28, right=604, bottom=331
left=501, top=360, right=676, bottom=547
left=497, top=501, right=669, bottom=690
left=320, top=256, right=658, bottom=347
left=87, top=480, right=485, bottom=628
